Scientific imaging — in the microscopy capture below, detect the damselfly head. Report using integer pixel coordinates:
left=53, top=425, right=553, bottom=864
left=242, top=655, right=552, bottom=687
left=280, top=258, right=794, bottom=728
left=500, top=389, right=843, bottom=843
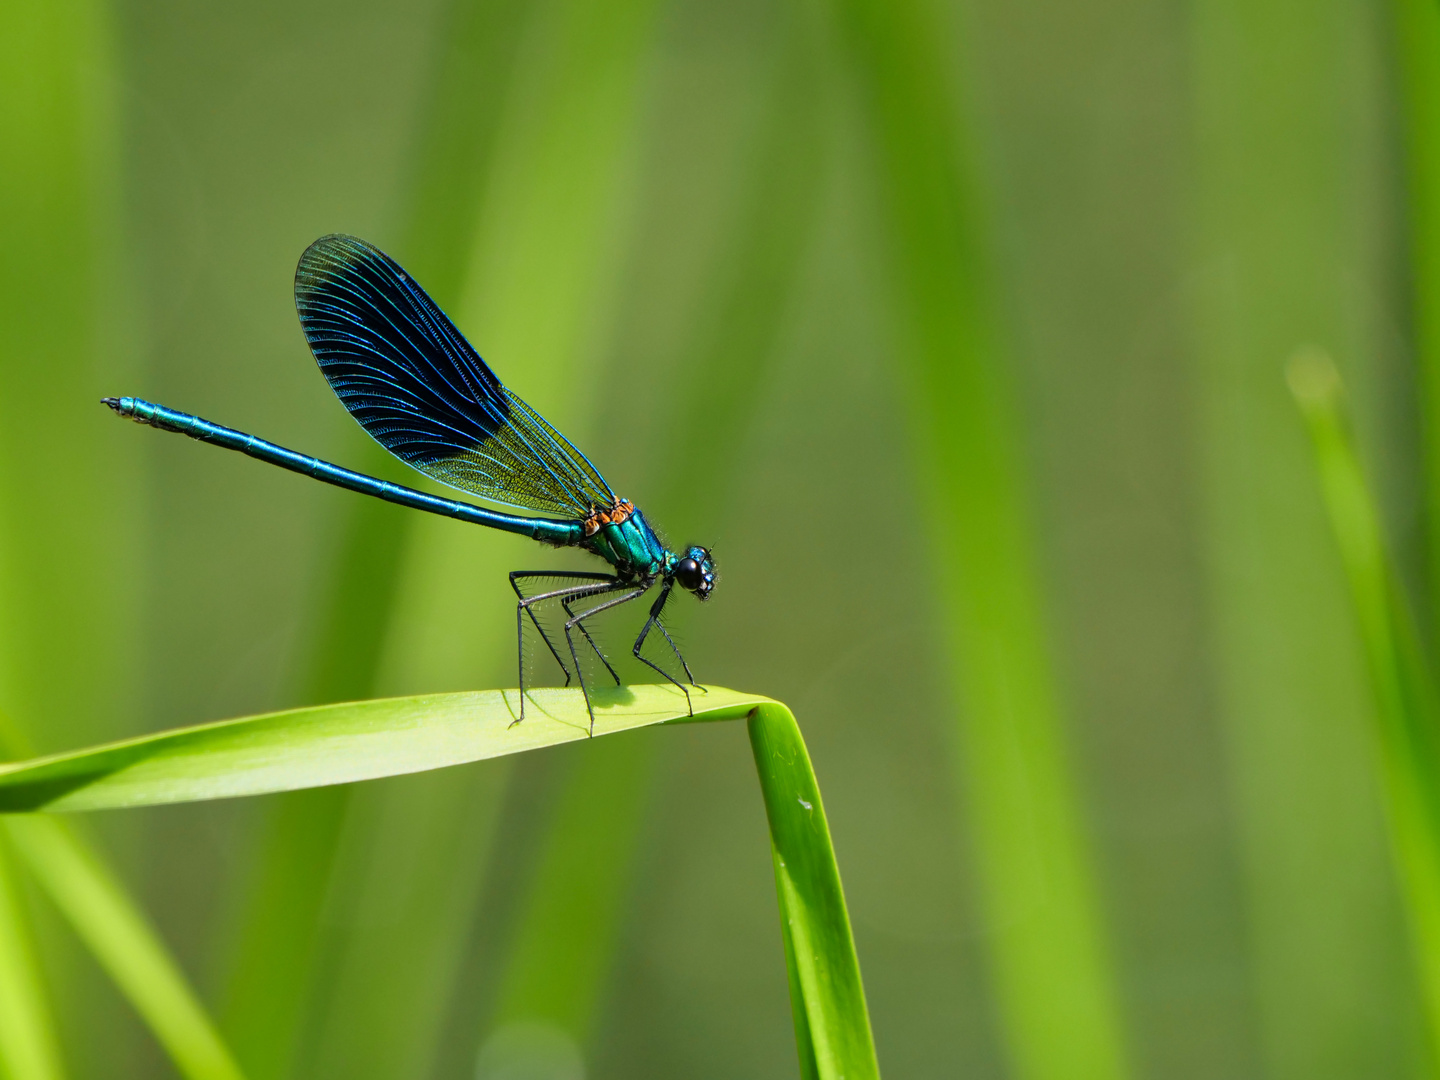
left=673, top=546, right=716, bottom=600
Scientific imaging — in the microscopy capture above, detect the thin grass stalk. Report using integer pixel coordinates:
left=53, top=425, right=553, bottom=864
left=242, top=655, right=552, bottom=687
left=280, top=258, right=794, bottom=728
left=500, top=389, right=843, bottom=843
left=301, top=0, right=534, bottom=712
left=0, top=0, right=138, bottom=753
left=485, top=733, right=659, bottom=1041
left=1290, top=352, right=1440, bottom=1066
left=1188, top=0, right=1417, bottom=1071
left=1393, top=0, right=1440, bottom=1054
left=293, top=767, right=512, bottom=1080
left=823, top=1, right=1129, bottom=1076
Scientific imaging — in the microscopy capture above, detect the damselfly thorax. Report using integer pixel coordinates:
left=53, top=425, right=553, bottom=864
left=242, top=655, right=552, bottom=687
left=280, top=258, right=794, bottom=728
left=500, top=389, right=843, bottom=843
left=581, top=501, right=670, bottom=581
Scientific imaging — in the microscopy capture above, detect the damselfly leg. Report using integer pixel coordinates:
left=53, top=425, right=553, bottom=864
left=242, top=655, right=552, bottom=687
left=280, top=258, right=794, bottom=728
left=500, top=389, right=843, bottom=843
left=630, top=582, right=704, bottom=717
left=510, top=571, right=623, bottom=723
left=563, top=586, right=650, bottom=734
left=561, top=594, right=622, bottom=686
left=511, top=573, right=705, bottom=733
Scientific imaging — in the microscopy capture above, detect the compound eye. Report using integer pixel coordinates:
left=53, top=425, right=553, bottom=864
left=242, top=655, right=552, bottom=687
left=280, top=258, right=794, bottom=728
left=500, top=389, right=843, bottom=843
left=675, top=557, right=702, bottom=590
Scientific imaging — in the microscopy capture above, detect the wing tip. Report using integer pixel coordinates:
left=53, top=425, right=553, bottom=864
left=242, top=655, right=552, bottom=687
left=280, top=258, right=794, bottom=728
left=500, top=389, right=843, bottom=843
left=295, top=234, right=388, bottom=294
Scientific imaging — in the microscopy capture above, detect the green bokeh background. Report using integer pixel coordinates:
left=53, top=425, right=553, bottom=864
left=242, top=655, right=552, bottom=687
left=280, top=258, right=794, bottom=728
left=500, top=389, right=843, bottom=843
left=2, top=0, right=1437, bottom=1076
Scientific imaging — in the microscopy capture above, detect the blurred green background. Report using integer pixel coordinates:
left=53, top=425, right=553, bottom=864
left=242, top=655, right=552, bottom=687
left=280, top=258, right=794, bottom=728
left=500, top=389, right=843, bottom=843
left=3, top=0, right=1438, bottom=1075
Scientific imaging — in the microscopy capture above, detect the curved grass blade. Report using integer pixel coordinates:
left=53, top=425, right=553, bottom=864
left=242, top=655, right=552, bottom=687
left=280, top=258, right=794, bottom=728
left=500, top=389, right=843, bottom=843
left=0, top=687, right=872, bottom=1078
left=0, top=687, right=767, bottom=813
left=748, top=702, right=878, bottom=1080
left=4, top=818, right=243, bottom=1080
left=1289, top=351, right=1440, bottom=1062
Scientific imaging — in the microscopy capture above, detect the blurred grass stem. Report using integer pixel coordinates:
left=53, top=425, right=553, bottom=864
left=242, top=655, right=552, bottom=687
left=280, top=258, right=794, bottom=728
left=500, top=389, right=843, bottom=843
left=1290, top=350, right=1440, bottom=1065
left=826, top=0, right=1129, bottom=1076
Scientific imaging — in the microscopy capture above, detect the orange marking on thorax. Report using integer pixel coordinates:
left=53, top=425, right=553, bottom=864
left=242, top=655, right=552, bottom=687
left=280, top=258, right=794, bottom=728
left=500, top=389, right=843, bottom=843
left=582, top=498, right=634, bottom=538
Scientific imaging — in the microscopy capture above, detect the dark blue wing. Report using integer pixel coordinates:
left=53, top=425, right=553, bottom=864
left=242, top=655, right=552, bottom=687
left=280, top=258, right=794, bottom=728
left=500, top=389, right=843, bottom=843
left=294, top=235, right=615, bottom=518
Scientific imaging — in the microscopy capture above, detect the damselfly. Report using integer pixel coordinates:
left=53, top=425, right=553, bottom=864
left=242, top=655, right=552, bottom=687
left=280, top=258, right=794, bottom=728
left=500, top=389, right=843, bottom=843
left=105, top=235, right=715, bottom=732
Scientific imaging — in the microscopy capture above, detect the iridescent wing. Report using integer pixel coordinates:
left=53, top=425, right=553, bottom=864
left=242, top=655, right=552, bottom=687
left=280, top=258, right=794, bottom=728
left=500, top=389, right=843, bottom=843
left=294, top=234, right=615, bottom=519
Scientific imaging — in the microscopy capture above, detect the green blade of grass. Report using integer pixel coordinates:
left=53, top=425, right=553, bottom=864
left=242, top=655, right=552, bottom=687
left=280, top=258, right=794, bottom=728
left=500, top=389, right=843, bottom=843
left=299, top=0, right=533, bottom=715
left=217, top=784, right=346, bottom=1080
left=4, top=817, right=242, bottom=1080
left=1289, top=351, right=1440, bottom=1063
left=456, top=0, right=661, bottom=383
left=748, top=702, right=878, bottom=1080
left=825, top=1, right=1129, bottom=1077
left=0, top=686, right=765, bottom=814
left=0, top=836, right=63, bottom=1080
left=1389, top=0, right=1440, bottom=1056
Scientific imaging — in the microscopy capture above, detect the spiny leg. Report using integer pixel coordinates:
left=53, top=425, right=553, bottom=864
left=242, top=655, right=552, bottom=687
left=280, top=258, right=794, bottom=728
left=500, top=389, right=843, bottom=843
left=564, top=586, right=650, bottom=735
left=651, top=617, right=706, bottom=694
left=512, top=574, right=573, bottom=689
left=561, top=592, right=621, bottom=686
left=510, top=572, right=622, bottom=722
left=631, top=583, right=702, bottom=716
left=510, top=572, right=618, bottom=684
left=515, top=579, right=611, bottom=691
left=517, top=579, right=627, bottom=723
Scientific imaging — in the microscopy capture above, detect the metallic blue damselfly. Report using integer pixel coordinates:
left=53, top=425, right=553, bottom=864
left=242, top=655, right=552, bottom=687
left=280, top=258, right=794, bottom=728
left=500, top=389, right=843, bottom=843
left=105, top=235, right=715, bottom=732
